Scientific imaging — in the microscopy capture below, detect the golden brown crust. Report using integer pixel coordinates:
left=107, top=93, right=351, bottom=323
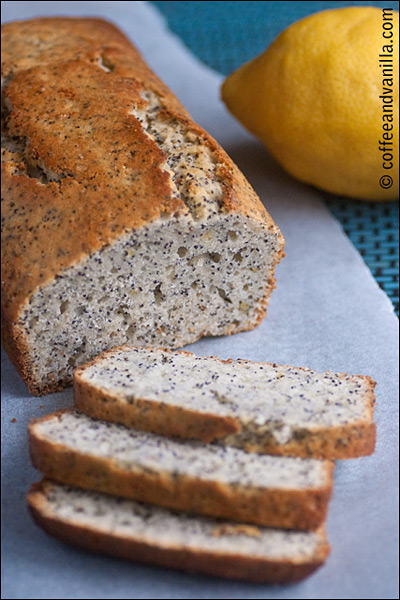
left=1, top=18, right=183, bottom=322
left=1, top=17, right=283, bottom=321
left=27, top=479, right=330, bottom=583
left=28, top=410, right=333, bottom=530
left=74, top=383, right=242, bottom=444
left=74, top=346, right=376, bottom=459
left=1, top=314, right=30, bottom=389
left=1, top=313, right=71, bottom=396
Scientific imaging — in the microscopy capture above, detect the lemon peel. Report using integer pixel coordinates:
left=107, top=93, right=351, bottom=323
left=221, top=7, right=399, bottom=201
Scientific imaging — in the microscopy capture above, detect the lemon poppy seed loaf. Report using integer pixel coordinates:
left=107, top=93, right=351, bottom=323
left=1, top=17, right=284, bottom=395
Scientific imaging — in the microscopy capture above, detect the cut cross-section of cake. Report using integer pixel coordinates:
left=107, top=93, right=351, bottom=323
left=28, top=410, right=334, bottom=530
left=74, top=346, right=376, bottom=459
left=27, top=480, right=331, bottom=583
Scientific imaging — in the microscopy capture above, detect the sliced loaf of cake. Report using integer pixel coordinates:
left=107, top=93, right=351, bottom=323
left=27, top=479, right=330, bottom=583
left=74, top=346, right=376, bottom=459
left=28, top=410, right=334, bottom=530
left=2, top=18, right=284, bottom=396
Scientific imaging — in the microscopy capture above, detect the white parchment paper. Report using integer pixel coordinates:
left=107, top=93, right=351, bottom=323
left=1, top=2, right=399, bottom=598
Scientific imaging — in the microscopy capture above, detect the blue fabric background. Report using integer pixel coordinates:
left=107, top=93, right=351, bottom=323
left=152, top=1, right=399, bottom=315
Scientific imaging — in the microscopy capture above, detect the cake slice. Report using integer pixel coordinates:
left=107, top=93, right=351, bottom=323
left=28, top=410, right=334, bottom=530
left=27, top=479, right=330, bottom=583
left=74, top=346, right=376, bottom=459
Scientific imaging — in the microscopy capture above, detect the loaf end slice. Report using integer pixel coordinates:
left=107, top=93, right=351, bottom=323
left=74, top=346, right=376, bottom=459
left=27, top=480, right=330, bottom=583
left=28, top=410, right=334, bottom=530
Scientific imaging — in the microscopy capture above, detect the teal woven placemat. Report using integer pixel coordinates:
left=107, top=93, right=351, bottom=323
left=152, top=1, right=399, bottom=315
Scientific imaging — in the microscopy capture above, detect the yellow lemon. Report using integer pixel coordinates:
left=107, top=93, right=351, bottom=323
left=221, top=7, right=399, bottom=201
